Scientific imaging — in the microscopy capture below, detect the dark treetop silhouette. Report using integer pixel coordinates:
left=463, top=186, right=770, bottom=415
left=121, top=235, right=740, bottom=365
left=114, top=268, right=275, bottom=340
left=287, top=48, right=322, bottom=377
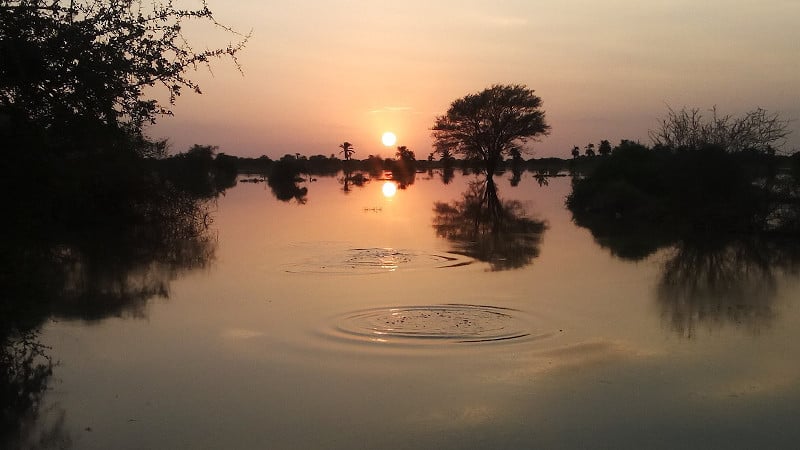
left=0, top=0, right=248, bottom=155
left=432, top=84, right=550, bottom=174
left=339, top=142, right=355, bottom=161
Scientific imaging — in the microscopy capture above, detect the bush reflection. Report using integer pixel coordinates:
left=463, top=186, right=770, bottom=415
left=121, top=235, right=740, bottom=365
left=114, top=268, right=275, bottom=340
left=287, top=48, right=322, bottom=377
left=657, top=237, right=800, bottom=338
left=2, top=159, right=223, bottom=447
left=570, top=203, right=800, bottom=337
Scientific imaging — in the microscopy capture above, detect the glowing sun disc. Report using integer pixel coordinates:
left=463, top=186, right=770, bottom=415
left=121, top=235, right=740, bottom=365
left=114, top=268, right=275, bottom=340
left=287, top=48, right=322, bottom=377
left=382, top=181, right=397, bottom=198
left=381, top=132, right=397, bottom=146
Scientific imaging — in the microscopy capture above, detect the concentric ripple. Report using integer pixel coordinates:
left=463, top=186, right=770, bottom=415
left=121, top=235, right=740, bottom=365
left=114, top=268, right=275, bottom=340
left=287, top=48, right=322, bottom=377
left=329, top=304, right=546, bottom=344
left=284, top=246, right=473, bottom=275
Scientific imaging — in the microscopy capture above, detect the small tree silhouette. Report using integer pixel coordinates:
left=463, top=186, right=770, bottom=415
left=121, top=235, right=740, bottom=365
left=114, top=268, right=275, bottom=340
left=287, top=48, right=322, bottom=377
left=395, top=145, right=415, bottom=162
left=339, top=142, right=355, bottom=160
left=598, top=140, right=612, bottom=156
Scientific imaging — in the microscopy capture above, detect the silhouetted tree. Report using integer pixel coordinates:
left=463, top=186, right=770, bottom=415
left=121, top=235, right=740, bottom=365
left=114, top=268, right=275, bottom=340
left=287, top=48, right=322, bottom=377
left=598, top=139, right=612, bottom=156
left=571, top=146, right=580, bottom=159
left=390, top=145, right=417, bottom=187
left=437, top=146, right=454, bottom=162
left=432, top=84, right=549, bottom=173
left=395, top=145, right=415, bottom=162
left=339, top=141, right=355, bottom=160
left=0, top=0, right=249, bottom=153
left=584, top=143, right=595, bottom=157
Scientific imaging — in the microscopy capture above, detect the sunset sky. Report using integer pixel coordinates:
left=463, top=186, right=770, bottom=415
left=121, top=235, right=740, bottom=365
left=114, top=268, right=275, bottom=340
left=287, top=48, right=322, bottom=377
left=150, top=0, right=800, bottom=159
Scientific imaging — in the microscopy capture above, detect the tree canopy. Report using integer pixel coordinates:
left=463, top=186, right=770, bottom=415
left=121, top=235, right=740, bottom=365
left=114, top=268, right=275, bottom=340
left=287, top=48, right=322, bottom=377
left=0, top=0, right=248, bottom=153
left=431, top=84, right=549, bottom=172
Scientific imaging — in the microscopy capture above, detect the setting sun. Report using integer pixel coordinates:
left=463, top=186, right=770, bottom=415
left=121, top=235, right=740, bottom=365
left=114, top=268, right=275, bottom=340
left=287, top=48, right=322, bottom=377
left=381, top=132, right=397, bottom=147
left=381, top=181, right=397, bottom=198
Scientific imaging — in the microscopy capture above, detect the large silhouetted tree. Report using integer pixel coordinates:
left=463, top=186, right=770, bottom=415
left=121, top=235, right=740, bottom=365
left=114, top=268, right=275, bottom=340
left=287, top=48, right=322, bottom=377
left=431, top=84, right=549, bottom=173
left=0, top=0, right=248, bottom=153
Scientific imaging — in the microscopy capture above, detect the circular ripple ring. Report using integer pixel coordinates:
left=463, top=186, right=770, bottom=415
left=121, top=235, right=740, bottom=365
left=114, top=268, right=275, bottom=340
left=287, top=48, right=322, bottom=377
left=333, top=304, right=533, bottom=344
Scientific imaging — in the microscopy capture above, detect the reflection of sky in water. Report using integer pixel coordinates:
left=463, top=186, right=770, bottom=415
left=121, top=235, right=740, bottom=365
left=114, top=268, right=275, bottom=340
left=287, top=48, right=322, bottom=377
left=30, top=174, right=800, bottom=449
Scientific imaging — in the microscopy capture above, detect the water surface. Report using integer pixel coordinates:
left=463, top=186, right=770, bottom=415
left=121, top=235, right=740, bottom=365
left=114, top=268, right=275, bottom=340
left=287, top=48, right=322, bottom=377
left=15, top=172, right=800, bottom=449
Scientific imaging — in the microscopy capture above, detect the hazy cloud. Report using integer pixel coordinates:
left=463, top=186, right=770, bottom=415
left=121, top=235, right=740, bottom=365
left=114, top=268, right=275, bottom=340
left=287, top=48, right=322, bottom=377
left=368, top=106, right=414, bottom=114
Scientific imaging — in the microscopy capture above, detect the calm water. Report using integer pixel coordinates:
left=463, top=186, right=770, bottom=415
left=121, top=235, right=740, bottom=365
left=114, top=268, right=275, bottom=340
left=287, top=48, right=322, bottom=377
left=20, top=172, right=800, bottom=449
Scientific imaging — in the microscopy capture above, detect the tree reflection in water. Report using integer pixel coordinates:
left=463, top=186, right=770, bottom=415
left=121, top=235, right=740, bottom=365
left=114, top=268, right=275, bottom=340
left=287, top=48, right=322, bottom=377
left=657, top=237, right=800, bottom=338
left=267, top=159, right=308, bottom=203
left=569, top=202, right=800, bottom=337
left=433, top=176, right=547, bottom=271
left=339, top=170, right=369, bottom=194
left=2, top=181, right=219, bottom=448
left=8, top=188, right=217, bottom=322
left=0, top=331, right=70, bottom=450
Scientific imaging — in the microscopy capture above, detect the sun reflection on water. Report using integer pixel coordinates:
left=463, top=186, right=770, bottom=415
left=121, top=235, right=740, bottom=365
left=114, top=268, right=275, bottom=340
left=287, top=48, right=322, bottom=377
left=382, top=181, right=398, bottom=198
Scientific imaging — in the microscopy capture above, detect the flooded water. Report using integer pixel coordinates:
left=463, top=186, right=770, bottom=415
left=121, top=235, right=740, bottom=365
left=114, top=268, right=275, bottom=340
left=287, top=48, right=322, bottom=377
left=14, top=172, right=800, bottom=448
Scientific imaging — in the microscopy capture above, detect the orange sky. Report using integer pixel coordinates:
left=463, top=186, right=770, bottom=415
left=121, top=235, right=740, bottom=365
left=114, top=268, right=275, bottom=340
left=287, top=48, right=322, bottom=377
left=150, top=0, right=800, bottom=159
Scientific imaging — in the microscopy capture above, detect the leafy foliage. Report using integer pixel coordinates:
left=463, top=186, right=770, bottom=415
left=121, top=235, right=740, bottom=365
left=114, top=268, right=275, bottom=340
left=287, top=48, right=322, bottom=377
left=0, top=0, right=248, bottom=151
left=432, top=84, right=549, bottom=172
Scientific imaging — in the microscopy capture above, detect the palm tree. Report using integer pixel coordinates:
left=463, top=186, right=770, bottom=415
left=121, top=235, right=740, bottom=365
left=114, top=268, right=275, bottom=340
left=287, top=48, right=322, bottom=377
left=339, top=141, right=355, bottom=161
